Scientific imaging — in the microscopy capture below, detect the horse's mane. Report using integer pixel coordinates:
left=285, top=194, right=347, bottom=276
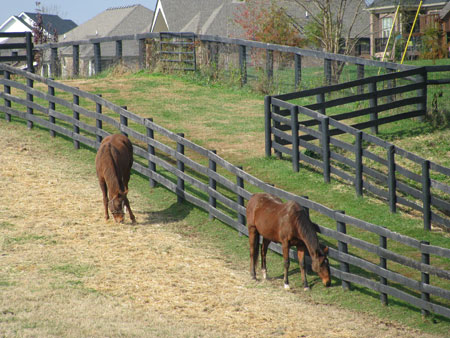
left=294, top=207, right=321, bottom=254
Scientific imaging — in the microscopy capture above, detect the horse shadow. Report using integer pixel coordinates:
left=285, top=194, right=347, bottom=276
left=142, top=201, right=194, bottom=225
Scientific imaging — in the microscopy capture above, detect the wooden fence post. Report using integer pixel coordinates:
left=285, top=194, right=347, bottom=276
left=4, top=70, right=11, bottom=122
left=50, top=47, right=58, bottom=78
left=420, top=241, right=430, bottom=317
left=324, top=59, right=332, bottom=85
left=291, top=105, right=299, bottom=172
left=336, top=210, right=350, bottom=290
left=239, top=44, right=247, bottom=86
left=368, top=81, right=378, bottom=134
left=379, top=230, right=388, bottom=306
left=357, top=64, right=364, bottom=94
left=146, top=118, right=157, bottom=188
left=264, top=96, right=272, bottom=157
left=139, top=38, right=146, bottom=69
left=73, top=91, right=80, bottom=149
left=422, top=160, right=431, bottom=231
left=208, top=150, right=217, bottom=220
left=94, top=42, right=101, bottom=74
left=294, top=54, right=302, bottom=90
left=25, top=32, right=34, bottom=73
left=316, top=92, right=326, bottom=135
left=26, top=78, right=33, bottom=130
left=236, top=165, right=246, bottom=234
left=273, top=105, right=282, bottom=159
left=95, top=94, right=103, bottom=144
left=115, top=40, right=123, bottom=63
left=176, top=133, right=185, bottom=204
left=266, top=49, right=273, bottom=82
left=73, top=45, right=79, bottom=77
left=417, top=69, right=428, bottom=122
left=354, top=131, right=363, bottom=197
left=48, top=80, right=55, bottom=137
left=120, top=106, right=128, bottom=137
left=387, top=145, right=397, bottom=213
left=387, top=68, right=394, bottom=104
left=321, top=116, right=330, bottom=183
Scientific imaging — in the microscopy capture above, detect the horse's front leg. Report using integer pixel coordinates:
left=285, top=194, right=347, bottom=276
left=124, top=197, right=136, bottom=224
left=282, top=242, right=290, bottom=290
left=99, top=179, right=109, bottom=220
left=297, top=246, right=309, bottom=291
left=248, top=226, right=259, bottom=280
left=261, top=238, right=271, bottom=280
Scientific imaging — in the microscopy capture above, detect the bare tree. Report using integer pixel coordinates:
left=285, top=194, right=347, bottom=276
left=287, top=0, right=369, bottom=83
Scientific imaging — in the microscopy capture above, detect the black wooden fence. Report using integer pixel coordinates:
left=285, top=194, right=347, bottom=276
left=0, top=32, right=34, bottom=73
left=266, top=66, right=450, bottom=232
left=35, top=32, right=414, bottom=88
left=1, top=63, right=449, bottom=319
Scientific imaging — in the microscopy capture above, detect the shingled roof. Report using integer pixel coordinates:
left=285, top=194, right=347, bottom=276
left=151, top=0, right=244, bottom=37
left=23, top=12, right=77, bottom=35
left=60, top=4, right=154, bottom=58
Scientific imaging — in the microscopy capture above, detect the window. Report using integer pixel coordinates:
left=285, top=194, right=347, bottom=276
left=382, top=16, right=393, bottom=38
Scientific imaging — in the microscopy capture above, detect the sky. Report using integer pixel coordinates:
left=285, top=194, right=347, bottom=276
left=0, top=0, right=158, bottom=26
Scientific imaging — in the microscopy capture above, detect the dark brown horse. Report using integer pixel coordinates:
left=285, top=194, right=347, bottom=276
left=246, top=193, right=331, bottom=290
left=95, top=134, right=136, bottom=224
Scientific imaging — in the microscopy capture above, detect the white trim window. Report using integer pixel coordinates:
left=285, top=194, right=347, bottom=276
left=381, top=16, right=393, bottom=38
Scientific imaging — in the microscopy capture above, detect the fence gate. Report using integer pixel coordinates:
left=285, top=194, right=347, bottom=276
left=158, top=32, right=196, bottom=72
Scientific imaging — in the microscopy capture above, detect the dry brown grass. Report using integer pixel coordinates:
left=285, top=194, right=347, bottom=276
left=0, top=122, right=441, bottom=337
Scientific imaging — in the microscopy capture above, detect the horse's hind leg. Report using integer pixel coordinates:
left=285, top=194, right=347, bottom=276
left=282, top=242, right=290, bottom=289
left=297, top=247, right=309, bottom=291
left=248, top=226, right=259, bottom=280
left=261, top=238, right=270, bottom=280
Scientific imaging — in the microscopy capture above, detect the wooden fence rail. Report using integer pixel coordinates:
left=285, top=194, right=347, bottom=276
left=0, top=32, right=34, bottom=73
left=266, top=67, right=450, bottom=231
left=1, top=63, right=449, bottom=320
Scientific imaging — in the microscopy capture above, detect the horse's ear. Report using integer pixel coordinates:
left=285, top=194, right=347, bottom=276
left=323, top=246, right=329, bottom=255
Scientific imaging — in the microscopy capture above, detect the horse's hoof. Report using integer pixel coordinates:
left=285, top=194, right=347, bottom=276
left=284, top=284, right=290, bottom=290
left=262, top=270, right=267, bottom=280
left=303, top=287, right=310, bottom=292
left=131, top=219, right=137, bottom=225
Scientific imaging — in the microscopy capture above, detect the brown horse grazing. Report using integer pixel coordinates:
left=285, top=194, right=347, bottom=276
left=246, top=193, right=331, bottom=290
left=95, top=134, right=136, bottom=224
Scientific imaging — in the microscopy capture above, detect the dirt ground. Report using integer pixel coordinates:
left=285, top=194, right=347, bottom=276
left=0, top=124, right=441, bottom=337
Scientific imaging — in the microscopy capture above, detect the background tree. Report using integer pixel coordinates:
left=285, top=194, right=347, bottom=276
left=234, top=0, right=304, bottom=47
left=289, top=0, right=368, bottom=83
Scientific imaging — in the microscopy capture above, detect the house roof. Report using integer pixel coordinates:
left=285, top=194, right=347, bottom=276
left=151, top=0, right=370, bottom=39
left=439, top=1, right=450, bottom=18
left=368, top=0, right=448, bottom=10
left=60, top=4, right=154, bottom=58
left=151, top=0, right=244, bottom=37
left=22, top=12, right=77, bottom=35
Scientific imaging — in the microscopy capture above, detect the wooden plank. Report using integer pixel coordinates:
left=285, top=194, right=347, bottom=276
left=430, top=212, right=450, bottom=230
left=351, top=110, right=424, bottom=131
left=336, top=250, right=450, bottom=300
left=0, top=43, right=27, bottom=50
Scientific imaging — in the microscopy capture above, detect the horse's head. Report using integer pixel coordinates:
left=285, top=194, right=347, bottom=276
left=108, top=190, right=127, bottom=223
left=312, top=246, right=331, bottom=287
